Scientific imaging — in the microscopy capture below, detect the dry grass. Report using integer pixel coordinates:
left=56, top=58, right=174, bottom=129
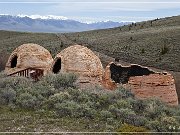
left=65, top=15, right=180, bottom=71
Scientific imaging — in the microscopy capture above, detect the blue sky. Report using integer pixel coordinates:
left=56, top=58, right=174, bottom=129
left=0, top=0, right=180, bottom=22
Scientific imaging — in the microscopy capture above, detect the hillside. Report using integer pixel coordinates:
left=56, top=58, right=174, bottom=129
left=0, top=15, right=180, bottom=72
left=65, top=15, right=180, bottom=72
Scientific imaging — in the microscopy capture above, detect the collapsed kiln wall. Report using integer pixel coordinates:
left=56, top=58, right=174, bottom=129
left=103, top=62, right=178, bottom=106
left=110, top=63, right=155, bottom=84
left=128, top=74, right=178, bottom=106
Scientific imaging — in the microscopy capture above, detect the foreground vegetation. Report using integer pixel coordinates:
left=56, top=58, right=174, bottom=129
left=0, top=72, right=180, bottom=132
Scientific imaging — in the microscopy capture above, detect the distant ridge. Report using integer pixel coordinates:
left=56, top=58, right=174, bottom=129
left=0, top=14, right=132, bottom=33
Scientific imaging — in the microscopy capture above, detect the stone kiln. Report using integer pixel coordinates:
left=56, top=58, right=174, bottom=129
left=5, top=43, right=53, bottom=80
left=51, top=45, right=104, bottom=86
left=103, top=62, right=178, bottom=106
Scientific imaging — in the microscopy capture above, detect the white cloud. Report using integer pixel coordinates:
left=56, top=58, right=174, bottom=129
left=0, top=0, right=179, bottom=22
left=47, top=0, right=180, bottom=13
left=1, top=0, right=180, bottom=12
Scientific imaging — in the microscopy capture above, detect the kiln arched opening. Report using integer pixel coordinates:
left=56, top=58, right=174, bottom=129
left=52, top=58, right=61, bottom=74
left=11, top=55, right=18, bottom=68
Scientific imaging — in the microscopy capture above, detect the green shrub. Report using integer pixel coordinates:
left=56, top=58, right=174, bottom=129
left=104, top=124, right=115, bottom=132
left=132, top=99, right=147, bottom=113
left=0, top=87, right=16, bottom=104
left=108, top=105, right=117, bottom=113
left=108, top=102, right=147, bottom=126
left=161, top=44, right=169, bottom=55
left=0, top=75, right=32, bottom=91
left=0, top=71, right=7, bottom=78
left=55, top=101, right=81, bottom=118
left=146, top=117, right=180, bottom=132
left=16, top=93, right=38, bottom=109
left=116, top=99, right=131, bottom=109
left=85, top=100, right=97, bottom=109
left=107, top=117, right=116, bottom=125
left=123, top=114, right=147, bottom=126
left=74, top=93, right=89, bottom=103
left=88, top=92, right=99, bottom=102
left=31, top=82, right=56, bottom=98
left=114, top=87, right=134, bottom=99
left=141, top=48, right=145, bottom=53
left=47, top=92, right=71, bottom=109
left=79, top=104, right=97, bottom=119
left=0, top=51, right=9, bottom=72
left=100, top=110, right=113, bottom=120
left=98, top=93, right=111, bottom=107
left=161, top=116, right=179, bottom=132
left=118, top=108, right=135, bottom=118
left=144, top=98, right=167, bottom=119
left=42, top=73, right=77, bottom=89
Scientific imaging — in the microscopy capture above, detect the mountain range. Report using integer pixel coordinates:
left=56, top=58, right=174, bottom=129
left=0, top=15, right=131, bottom=33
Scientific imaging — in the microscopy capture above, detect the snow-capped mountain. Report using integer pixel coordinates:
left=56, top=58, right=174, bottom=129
left=0, top=14, right=132, bottom=33
left=17, top=14, right=68, bottom=20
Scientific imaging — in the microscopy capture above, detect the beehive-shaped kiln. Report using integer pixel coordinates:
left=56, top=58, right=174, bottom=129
left=5, top=43, right=53, bottom=79
left=52, top=45, right=104, bottom=82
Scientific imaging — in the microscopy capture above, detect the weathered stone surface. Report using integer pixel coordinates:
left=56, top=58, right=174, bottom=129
left=102, top=62, right=117, bottom=90
left=103, top=62, right=178, bottom=106
left=5, top=43, right=53, bottom=75
left=52, top=45, right=104, bottom=83
left=127, top=74, right=178, bottom=106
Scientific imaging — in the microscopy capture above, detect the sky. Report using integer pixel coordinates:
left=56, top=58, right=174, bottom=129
left=0, top=0, right=180, bottom=23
